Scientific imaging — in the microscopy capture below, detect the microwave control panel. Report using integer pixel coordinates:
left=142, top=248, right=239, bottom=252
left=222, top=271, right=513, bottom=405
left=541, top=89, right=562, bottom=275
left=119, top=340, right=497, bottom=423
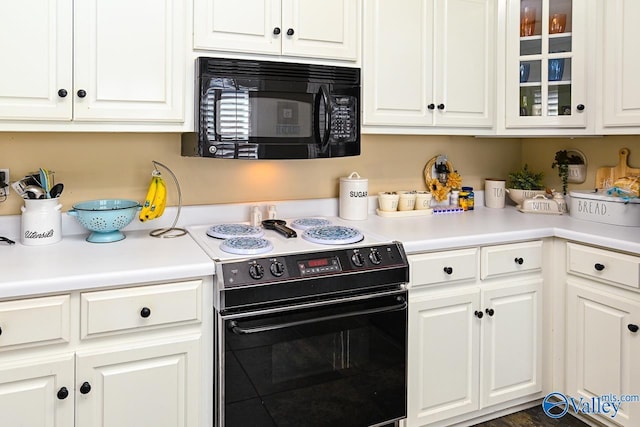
left=330, top=96, right=357, bottom=141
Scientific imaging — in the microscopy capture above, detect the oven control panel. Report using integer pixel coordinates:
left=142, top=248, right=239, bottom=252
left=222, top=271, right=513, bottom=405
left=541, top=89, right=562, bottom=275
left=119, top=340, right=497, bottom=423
left=219, top=243, right=407, bottom=289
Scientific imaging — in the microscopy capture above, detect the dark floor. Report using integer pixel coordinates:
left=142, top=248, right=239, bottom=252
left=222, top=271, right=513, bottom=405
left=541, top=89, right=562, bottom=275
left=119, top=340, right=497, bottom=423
left=471, top=406, right=591, bottom=427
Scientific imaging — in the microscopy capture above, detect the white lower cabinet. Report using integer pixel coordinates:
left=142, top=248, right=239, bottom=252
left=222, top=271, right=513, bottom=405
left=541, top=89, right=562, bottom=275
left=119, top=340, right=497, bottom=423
left=565, top=244, right=640, bottom=427
left=0, top=279, right=207, bottom=427
left=407, top=242, right=543, bottom=426
left=76, top=337, right=200, bottom=427
left=0, top=353, right=74, bottom=426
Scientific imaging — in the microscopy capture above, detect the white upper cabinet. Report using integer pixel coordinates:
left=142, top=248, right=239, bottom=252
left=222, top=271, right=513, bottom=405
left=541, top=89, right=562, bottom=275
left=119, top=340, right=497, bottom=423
left=193, top=0, right=360, bottom=62
left=599, top=0, right=640, bottom=131
left=0, top=0, right=186, bottom=129
left=363, top=0, right=496, bottom=132
left=0, top=0, right=73, bottom=121
left=73, top=0, right=185, bottom=122
left=502, top=0, right=594, bottom=133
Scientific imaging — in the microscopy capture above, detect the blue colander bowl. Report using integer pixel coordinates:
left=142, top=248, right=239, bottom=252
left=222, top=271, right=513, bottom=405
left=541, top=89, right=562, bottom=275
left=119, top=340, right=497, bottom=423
left=68, top=199, right=141, bottom=243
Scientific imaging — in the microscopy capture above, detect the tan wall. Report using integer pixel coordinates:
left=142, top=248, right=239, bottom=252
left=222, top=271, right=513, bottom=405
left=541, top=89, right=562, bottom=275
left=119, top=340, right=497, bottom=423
left=2, top=132, right=637, bottom=216
left=521, top=136, right=640, bottom=192
left=0, top=133, right=521, bottom=215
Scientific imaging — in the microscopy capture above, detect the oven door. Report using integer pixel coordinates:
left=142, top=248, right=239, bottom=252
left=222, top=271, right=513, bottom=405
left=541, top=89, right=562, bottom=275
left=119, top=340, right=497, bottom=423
left=217, top=292, right=407, bottom=427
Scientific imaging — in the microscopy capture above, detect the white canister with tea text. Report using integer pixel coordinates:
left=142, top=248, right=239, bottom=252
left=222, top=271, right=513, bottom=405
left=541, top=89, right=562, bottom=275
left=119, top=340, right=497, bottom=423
left=339, top=172, right=368, bottom=220
left=20, top=198, right=62, bottom=245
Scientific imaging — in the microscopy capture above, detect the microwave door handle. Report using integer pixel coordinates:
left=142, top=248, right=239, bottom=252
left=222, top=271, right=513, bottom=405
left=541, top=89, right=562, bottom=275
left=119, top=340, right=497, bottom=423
left=315, top=86, right=331, bottom=151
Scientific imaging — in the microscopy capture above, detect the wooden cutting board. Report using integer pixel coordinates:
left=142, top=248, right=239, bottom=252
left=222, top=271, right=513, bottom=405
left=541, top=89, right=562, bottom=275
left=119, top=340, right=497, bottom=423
left=595, top=148, right=640, bottom=189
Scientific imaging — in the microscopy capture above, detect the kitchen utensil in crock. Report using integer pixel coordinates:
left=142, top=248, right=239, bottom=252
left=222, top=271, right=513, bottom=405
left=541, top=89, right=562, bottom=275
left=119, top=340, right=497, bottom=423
left=262, top=219, right=297, bottom=238
left=49, top=183, right=64, bottom=198
left=67, top=199, right=141, bottom=243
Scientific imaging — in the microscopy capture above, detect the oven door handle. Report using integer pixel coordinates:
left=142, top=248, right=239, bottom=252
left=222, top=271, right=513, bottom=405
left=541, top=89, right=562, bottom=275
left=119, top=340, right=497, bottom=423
left=227, top=298, right=407, bottom=335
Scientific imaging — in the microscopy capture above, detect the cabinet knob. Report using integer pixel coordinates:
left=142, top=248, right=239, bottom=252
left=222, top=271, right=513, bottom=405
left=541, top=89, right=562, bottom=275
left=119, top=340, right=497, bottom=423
left=474, top=310, right=484, bottom=319
left=485, top=308, right=495, bottom=317
left=443, top=266, right=453, bottom=275
left=79, top=382, right=91, bottom=394
left=427, top=103, right=435, bottom=110
left=286, top=28, right=294, bottom=36
left=0, top=325, right=2, bottom=336
left=77, top=89, right=87, bottom=98
left=273, top=27, right=281, bottom=35
left=437, top=103, right=445, bottom=110
left=140, top=307, right=151, bottom=318
left=577, top=104, right=585, bottom=111
left=628, top=324, right=639, bottom=333
left=58, top=89, right=68, bottom=98
left=515, top=257, right=524, bottom=265
left=57, top=387, right=69, bottom=400
left=594, top=263, right=605, bottom=271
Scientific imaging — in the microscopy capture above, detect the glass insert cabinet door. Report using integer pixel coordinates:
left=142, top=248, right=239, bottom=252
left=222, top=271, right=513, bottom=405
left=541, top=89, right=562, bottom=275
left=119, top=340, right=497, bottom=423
left=506, top=0, right=588, bottom=128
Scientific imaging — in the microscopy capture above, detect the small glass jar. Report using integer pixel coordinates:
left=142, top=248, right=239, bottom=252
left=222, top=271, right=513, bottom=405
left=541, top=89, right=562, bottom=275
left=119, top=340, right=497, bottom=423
left=462, top=186, right=475, bottom=210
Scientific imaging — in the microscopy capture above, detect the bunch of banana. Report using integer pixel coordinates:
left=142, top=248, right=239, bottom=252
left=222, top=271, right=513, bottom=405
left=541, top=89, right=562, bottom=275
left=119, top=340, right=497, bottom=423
left=139, top=172, right=167, bottom=222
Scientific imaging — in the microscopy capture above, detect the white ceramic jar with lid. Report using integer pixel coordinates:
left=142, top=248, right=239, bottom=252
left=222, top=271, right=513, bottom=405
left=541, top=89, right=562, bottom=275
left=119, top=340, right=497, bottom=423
left=339, top=172, right=368, bottom=220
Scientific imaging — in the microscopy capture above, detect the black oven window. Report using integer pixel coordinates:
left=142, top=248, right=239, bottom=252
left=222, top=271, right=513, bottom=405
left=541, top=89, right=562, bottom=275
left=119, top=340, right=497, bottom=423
left=223, top=305, right=406, bottom=427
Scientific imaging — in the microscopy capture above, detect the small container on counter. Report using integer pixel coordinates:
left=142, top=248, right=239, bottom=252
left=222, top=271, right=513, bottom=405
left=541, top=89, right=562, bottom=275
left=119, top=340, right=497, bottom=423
left=398, top=191, right=417, bottom=211
left=450, top=190, right=459, bottom=207
left=461, top=186, right=475, bottom=210
left=415, top=191, right=433, bottom=210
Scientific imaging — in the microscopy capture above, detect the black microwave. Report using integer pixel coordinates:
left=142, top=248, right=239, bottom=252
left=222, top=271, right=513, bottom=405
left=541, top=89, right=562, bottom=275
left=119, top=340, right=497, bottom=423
left=181, top=57, right=360, bottom=160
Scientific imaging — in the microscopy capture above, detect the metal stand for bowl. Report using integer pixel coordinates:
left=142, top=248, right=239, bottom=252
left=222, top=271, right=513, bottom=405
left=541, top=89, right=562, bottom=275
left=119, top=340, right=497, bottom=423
left=149, top=161, right=187, bottom=239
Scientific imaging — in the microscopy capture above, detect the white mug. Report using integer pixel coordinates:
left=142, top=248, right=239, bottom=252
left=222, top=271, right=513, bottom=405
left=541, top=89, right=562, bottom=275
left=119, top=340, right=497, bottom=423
left=484, top=179, right=506, bottom=209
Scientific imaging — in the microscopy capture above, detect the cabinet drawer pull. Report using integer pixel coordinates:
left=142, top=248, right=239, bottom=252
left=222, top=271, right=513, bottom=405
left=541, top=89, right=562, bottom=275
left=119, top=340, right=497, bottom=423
left=286, top=28, right=294, bottom=36
left=80, top=382, right=91, bottom=394
left=443, top=266, right=453, bottom=275
left=273, top=27, right=281, bottom=35
left=474, top=310, right=483, bottom=319
left=594, top=263, right=605, bottom=271
left=628, top=324, right=639, bottom=333
left=515, top=257, right=524, bottom=265
left=485, top=308, right=495, bottom=317
left=140, top=307, right=151, bottom=318
left=57, top=387, right=69, bottom=400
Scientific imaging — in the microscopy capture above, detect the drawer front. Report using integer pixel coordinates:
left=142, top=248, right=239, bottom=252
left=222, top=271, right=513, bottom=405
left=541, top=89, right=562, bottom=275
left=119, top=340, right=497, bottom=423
left=0, top=295, right=70, bottom=350
left=567, top=243, right=640, bottom=289
left=481, top=241, right=543, bottom=280
left=409, top=248, right=478, bottom=288
left=81, top=280, right=202, bottom=339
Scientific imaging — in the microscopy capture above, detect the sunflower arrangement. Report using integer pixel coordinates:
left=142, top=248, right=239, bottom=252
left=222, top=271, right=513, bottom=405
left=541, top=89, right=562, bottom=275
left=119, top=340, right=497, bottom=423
left=427, top=170, right=463, bottom=202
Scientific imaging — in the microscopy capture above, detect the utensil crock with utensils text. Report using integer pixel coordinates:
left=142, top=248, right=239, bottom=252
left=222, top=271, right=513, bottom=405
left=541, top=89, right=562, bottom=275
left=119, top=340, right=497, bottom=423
left=20, top=198, right=62, bottom=245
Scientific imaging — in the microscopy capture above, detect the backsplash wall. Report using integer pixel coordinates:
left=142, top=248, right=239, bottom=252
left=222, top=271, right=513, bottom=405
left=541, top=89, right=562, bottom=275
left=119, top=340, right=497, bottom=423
left=2, top=132, right=637, bottom=216
left=0, top=133, right=521, bottom=215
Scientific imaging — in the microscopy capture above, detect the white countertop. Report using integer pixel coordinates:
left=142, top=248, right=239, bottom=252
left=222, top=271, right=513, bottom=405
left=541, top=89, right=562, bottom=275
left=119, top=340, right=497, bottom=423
left=0, top=196, right=638, bottom=299
left=359, top=206, right=640, bottom=255
left=0, top=229, right=215, bottom=299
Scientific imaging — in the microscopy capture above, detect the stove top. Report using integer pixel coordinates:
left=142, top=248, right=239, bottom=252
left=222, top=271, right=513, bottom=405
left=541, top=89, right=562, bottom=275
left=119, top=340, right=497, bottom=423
left=186, top=216, right=390, bottom=261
